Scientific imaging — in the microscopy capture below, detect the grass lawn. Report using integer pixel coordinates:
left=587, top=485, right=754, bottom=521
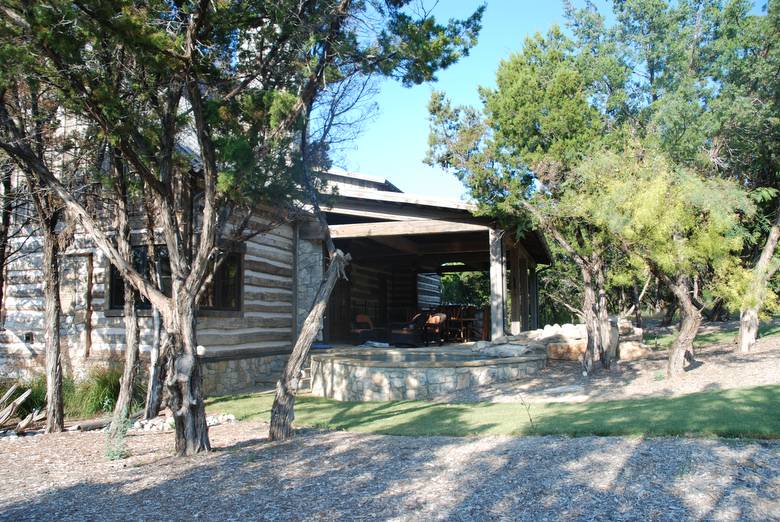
left=207, top=384, right=780, bottom=439
left=646, top=322, right=780, bottom=350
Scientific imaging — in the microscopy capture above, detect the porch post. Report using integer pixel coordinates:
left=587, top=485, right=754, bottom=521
left=509, top=245, right=522, bottom=335
left=489, top=228, right=505, bottom=340
left=519, top=255, right=530, bottom=331
left=529, top=262, right=538, bottom=329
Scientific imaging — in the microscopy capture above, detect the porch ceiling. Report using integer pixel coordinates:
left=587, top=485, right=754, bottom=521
left=334, top=230, right=491, bottom=273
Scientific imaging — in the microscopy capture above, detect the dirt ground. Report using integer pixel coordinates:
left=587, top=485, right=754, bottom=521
left=1, top=420, right=778, bottom=521
left=2, top=325, right=779, bottom=520
left=445, top=325, right=780, bottom=404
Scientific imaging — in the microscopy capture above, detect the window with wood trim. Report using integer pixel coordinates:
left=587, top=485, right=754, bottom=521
left=110, top=247, right=242, bottom=312
left=199, top=252, right=242, bottom=311
left=109, top=246, right=172, bottom=309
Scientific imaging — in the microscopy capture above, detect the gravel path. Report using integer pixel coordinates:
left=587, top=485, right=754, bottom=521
left=1, top=422, right=778, bottom=521
left=444, top=328, right=780, bottom=404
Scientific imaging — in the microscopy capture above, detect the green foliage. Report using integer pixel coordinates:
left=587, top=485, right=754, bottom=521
left=0, top=367, right=145, bottom=421
left=72, top=367, right=139, bottom=416
left=440, top=271, right=490, bottom=306
left=0, top=0, right=485, bottom=214
left=569, top=140, right=753, bottom=309
left=105, top=418, right=131, bottom=461
left=428, top=1, right=776, bottom=322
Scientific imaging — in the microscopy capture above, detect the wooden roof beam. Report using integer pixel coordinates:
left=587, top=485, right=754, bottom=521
left=327, top=219, right=489, bottom=239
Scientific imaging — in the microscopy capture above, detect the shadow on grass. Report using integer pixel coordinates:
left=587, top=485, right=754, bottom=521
left=526, top=385, right=780, bottom=439
left=207, top=385, right=780, bottom=440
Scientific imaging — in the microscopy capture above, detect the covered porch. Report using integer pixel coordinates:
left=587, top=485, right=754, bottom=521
left=299, top=181, right=551, bottom=346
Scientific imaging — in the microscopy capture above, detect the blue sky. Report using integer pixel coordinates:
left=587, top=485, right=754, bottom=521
left=334, top=0, right=762, bottom=201
left=334, top=1, right=609, bottom=201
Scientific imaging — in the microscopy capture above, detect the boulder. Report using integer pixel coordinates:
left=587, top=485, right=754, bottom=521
left=560, top=323, right=587, bottom=340
left=618, top=341, right=651, bottom=361
left=547, top=340, right=588, bottom=361
left=481, top=344, right=533, bottom=358
left=619, top=332, right=644, bottom=343
left=618, top=320, right=637, bottom=336
left=472, top=340, right=492, bottom=352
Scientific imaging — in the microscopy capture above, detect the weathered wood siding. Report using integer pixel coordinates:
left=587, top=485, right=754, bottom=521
left=417, top=273, right=441, bottom=309
left=0, top=213, right=296, bottom=381
left=349, top=264, right=390, bottom=327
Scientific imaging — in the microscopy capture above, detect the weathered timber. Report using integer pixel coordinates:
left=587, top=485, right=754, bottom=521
left=269, top=250, right=349, bottom=441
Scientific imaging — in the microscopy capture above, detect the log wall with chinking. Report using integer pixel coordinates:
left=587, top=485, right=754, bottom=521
left=0, top=214, right=298, bottom=397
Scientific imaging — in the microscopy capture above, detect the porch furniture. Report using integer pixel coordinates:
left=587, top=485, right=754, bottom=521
left=389, top=313, right=428, bottom=347
left=350, top=314, right=380, bottom=345
left=423, top=313, right=447, bottom=346
left=446, top=307, right=466, bottom=342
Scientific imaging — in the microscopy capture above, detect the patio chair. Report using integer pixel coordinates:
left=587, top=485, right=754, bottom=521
left=423, top=313, right=447, bottom=346
left=350, top=313, right=378, bottom=345
left=389, top=312, right=428, bottom=347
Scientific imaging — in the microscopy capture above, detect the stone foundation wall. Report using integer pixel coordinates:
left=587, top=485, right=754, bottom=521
left=311, top=354, right=546, bottom=402
left=202, top=353, right=291, bottom=396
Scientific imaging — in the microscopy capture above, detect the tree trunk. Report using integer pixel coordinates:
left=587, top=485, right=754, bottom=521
left=580, top=266, right=599, bottom=374
left=41, top=223, right=63, bottom=432
left=737, top=207, right=780, bottom=353
left=144, top=316, right=167, bottom=419
left=737, top=307, right=760, bottom=353
left=269, top=250, right=349, bottom=441
left=143, top=202, right=166, bottom=419
left=165, top=296, right=210, bottom=456
left=664, top=275, right=702, bottom=377
left=595, top=259, right=614, bottom=368
left=110, top=158, right=141, bottom=438
left=0, top=167, right=12, bottom=327
left=109, top=282, right=139, bottom=438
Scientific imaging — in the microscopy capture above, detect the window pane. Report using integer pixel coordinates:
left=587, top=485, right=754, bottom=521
left=109, top=245, right=172, bottom=310
left=200, top=252, right=242, bottom=311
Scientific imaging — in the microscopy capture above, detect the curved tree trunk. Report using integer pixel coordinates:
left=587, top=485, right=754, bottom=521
left=41, top=223, right=63, bottom=432
left=109, top=283, right=138, bottom=438
left=269, top=250, right=349, bottom=441
left=737, top=208, right=780, bottom=353
left=664, top=275, right=702, bottom=377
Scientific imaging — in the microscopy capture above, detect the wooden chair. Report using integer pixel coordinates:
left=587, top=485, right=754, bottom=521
left=389, top=312, right=428, bottom=347
left=446, top=307, right=467, bottom=342
left=350, top=313, right=376, bottom=345
left=423, top=313, right=447, bottom=346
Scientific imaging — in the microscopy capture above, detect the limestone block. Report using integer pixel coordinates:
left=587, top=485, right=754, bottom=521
left=559, top=323, right=587, bottom=340
left=618, top=341, right=651, bottom=361
left=618, top=319, right=634, bottom=336
left=472, top=340, right=492, bottom=352
left=480, top=344, right=533, bottom=358
left=547, top=340, right=588, bottom=361
left=620, top=332, right=644, bottom=343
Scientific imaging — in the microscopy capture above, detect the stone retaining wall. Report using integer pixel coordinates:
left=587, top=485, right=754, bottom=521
left=201, top=353, right=290, bottom=396
left=311, top=351, right=546, bottom=402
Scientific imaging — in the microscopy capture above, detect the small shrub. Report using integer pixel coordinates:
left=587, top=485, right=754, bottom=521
left=654, top=370, right=665, bottom=382
left=105, top=418, right=131, bottom=461
left=3, top=367, right=146, bottom=420
left=69, top=367, right=146, bottom=418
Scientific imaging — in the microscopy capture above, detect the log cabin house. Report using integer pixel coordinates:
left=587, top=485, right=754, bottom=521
left=0, top=169, right=550, bottom=396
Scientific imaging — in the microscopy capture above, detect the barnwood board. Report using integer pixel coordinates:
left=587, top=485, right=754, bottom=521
left=314, top=219, right=489, bottom=240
